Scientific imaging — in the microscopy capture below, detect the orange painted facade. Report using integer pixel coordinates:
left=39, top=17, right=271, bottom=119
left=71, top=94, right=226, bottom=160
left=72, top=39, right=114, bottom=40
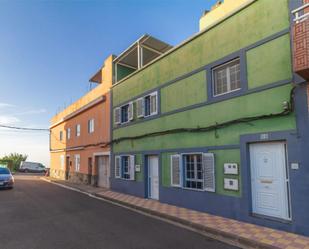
left=49, top=55, right=114, bottom=186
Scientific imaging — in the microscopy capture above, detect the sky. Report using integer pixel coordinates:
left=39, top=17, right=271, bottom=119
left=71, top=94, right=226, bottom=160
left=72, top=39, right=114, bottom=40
left=0, top=0, right=217, bottom=167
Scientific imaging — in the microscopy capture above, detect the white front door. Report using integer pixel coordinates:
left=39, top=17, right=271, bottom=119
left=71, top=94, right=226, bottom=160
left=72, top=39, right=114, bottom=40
left=250, top=142, right=290, bottom=220
left=97, top=156, right=110, bottom=188
left=148, top=156, right=159, bottom=200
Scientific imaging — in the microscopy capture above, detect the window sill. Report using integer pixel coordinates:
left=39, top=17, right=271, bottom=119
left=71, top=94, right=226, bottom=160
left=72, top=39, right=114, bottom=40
left=138, top=113, right=158, bottom=119
left=171, top=185, right=208, bottom=192
left=213, top=88, right=241, bottom=98
left=115, top=178, right=134, bottom=181
left=117, top=120, right=132, bottom=126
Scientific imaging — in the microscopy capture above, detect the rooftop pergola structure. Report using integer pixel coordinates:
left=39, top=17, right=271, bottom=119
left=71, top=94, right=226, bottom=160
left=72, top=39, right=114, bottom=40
left=113, top=35, right=173, bottom=83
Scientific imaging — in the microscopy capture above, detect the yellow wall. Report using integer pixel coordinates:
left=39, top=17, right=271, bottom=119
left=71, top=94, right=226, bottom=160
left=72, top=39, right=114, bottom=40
left=199, top=0, right=254, bottom=31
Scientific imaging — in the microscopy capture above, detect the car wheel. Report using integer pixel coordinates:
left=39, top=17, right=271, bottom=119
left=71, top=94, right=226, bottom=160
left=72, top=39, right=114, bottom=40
left=24, top=169, right=29, bottom=173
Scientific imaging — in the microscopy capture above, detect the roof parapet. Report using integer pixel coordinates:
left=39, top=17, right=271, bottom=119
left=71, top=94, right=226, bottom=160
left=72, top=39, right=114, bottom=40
left=199, top=0, right=253, bottom=31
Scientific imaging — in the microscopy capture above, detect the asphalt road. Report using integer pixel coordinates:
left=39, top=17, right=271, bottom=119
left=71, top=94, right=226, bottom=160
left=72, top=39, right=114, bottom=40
left=0, top=174, right=239, bottom=249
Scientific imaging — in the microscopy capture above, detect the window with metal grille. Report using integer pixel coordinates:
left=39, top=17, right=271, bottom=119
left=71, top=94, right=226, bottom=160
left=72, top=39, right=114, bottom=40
left=183, top=154, right=203, bottom=190
left=122, top=156, right=130, bottom=179
left=136, top=91, right=158, bottom=118
left=213, top=59, right=240, bottom=96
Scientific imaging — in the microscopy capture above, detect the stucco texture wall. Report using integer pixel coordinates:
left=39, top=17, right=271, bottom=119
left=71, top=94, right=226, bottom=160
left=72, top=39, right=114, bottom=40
left=112, top=0, right=290, bottom=106
left=50, top=92, right=110, bottom=151
left=111, top=0, right=294, bottom=199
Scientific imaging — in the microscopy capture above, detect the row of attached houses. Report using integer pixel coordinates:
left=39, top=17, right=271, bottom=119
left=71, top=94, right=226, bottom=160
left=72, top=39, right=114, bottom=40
left=50, top=0, right=309, bottom=236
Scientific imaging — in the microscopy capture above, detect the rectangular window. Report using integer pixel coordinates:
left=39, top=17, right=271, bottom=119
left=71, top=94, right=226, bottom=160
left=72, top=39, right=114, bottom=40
left=121, top=104, right=129, bottom=123
left=115, top=102, right=133, bottom=125
left=60, top=131, right=63, bottom=141
left=76, top=124, right=81, bottom=137
left=136, top=91, right=158, bottom=118
left=74, top=154, right=80, bottom=172
left=67, top=128, right=71, bottom=140
left=88, top=119, right=94, bottom=133
left=213, top=59, right=240, bottom=96
left=115, top=155, right=135, bottom=180
left=183, top=154, right=203, bottom=190
left=122, top=156, right=130, bottom=179
left=171, top=153, right=215, bottom=192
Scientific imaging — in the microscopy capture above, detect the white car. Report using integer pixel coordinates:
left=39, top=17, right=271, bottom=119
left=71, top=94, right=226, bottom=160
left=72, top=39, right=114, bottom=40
left=19, top=162, right=46, bottom=173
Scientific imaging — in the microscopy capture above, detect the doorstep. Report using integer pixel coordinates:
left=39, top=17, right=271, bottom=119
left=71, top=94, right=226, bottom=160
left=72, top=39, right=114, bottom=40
left=42, top=177, right=309, bottom=249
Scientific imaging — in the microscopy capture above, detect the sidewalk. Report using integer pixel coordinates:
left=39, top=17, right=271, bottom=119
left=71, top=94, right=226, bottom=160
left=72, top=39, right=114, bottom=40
left=42, top=177, right=309, bottom=249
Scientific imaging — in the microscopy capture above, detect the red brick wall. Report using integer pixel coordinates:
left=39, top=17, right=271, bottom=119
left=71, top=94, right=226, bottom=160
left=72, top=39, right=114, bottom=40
left=293, top=1, right=309, bottom=110
left=305, top=0, right=309, bottom=12
left=293, top=20, right=309, bottom=77
left=293, top=0, right=309, bottom=80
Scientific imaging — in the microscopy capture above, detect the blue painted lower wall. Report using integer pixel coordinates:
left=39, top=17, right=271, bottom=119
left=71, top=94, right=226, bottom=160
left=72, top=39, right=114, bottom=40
left=110, top=84, right=309, bottom=236
left=110, top=179, right=145, bottom=198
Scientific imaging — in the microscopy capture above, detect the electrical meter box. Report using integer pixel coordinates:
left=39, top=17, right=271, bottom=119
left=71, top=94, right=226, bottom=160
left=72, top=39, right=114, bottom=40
left=224, top=178, right=239, bottom=191
left=224, top=163, right=238, bottom=175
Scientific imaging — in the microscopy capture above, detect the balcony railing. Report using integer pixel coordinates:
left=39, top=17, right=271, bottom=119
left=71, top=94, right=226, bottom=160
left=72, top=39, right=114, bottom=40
left=292, top=3, right=309, bottom=23
left=292, top=3, right=309, bottom=81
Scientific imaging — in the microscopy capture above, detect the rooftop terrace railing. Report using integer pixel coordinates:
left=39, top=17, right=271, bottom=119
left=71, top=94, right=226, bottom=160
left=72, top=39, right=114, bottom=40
left=292, top=3, right=309, bottom=23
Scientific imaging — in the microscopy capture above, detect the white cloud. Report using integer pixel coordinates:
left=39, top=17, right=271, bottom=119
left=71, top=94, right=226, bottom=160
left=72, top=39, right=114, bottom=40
left=0, top=115, right=20, bottom=125
left=15, top=108, right=47, bottom=116
left=0, top=103, right=14, bottom=108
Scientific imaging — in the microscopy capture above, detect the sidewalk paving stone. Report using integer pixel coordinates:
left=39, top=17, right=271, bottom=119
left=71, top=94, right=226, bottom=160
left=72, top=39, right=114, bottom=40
left=43, top=177, right=309, bottom=249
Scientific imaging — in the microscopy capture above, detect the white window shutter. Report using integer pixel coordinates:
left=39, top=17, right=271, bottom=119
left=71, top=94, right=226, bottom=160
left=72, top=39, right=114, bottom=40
left=114, top=108, right=121, bottom=125
left=136, top=98, right=145, bottom=118
left=171, top=154, right=181, bottom=187
left=150, top=92, right=158, bottom=115
left=129, top=155, right=135, bottom=180
left=203, top=153, right=215, bottom=192
left=60, top=155, right=64, bottom=170
left=128, top=102, right=134, bottom=121
left=115, top=156, right=121, bottom=178
left=74, top=154, right=80, bottom=172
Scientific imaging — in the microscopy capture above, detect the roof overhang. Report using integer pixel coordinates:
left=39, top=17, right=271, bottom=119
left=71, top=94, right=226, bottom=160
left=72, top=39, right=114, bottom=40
left=89, top=69, right=103, bottom=84
left=113, top=35, right=173, bottom=70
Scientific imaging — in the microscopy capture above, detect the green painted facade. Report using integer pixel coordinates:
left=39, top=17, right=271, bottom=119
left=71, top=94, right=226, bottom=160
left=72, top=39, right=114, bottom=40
left=161, top=71, right=207, bottom=113
left=112, top=0, right=294, bottom=197
left=113, top=0, right=290, bottom=106
left=247, top=34, right=292, bottom=89
left=116, top=64, right=136, bottom=82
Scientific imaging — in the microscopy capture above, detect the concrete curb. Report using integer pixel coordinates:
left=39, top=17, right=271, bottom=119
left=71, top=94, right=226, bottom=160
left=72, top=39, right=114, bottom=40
left=41, top=177, right=280, bottom=249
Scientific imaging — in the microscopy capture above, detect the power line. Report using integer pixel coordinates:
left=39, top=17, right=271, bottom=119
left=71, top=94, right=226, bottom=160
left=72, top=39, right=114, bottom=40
left=0, top=124, right=49, bottom=132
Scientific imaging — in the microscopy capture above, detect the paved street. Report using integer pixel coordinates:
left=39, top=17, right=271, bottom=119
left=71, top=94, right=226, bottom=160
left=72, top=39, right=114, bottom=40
left=0, top=174, right=238, bottom=249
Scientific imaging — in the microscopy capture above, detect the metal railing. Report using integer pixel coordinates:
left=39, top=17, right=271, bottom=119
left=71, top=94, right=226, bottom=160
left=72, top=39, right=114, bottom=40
left=292, top=3, right=309, bottom=23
